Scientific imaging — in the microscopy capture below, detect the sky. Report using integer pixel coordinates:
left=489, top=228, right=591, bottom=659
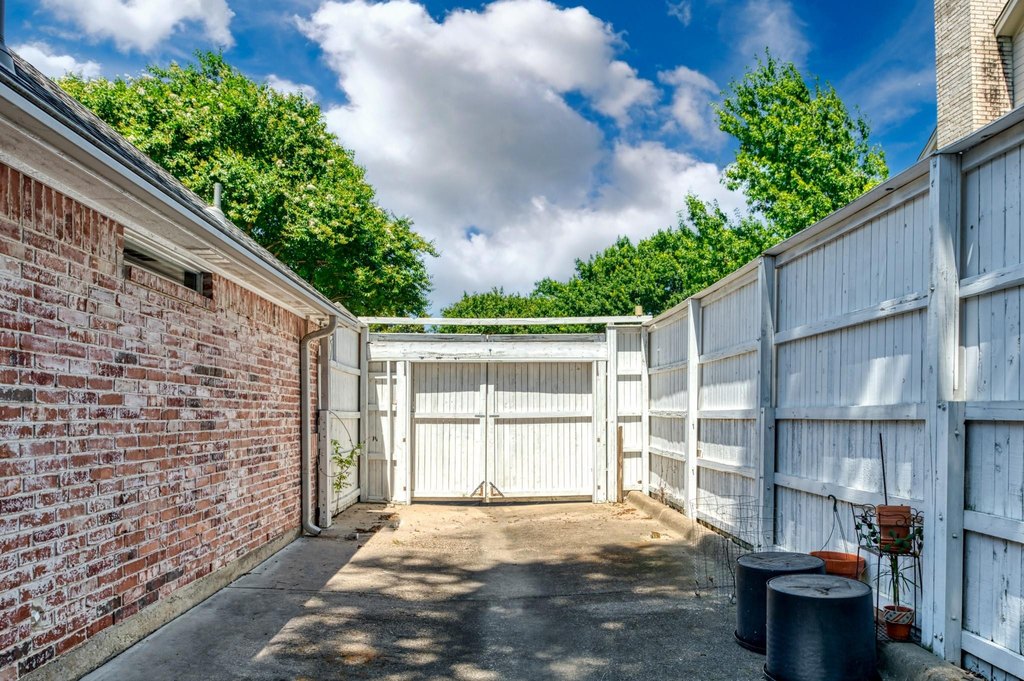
left=8, top=0, right=938, bottom=311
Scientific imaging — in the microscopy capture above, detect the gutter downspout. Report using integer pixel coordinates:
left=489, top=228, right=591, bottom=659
left=300, top=315, right=338, bottom=536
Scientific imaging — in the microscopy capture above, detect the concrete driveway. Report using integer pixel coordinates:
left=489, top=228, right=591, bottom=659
left=83, top=502, right=765, bottom=680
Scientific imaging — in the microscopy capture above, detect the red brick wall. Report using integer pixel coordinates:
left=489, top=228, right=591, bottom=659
left=0, top=164, right=315, bottom=680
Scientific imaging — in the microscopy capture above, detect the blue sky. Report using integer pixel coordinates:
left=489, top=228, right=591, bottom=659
left=8, top=0, right=937, bottom=309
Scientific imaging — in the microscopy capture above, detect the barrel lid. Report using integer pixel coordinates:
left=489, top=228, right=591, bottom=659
left=767, top=574, right=872, bottom=598
left=736, top=552, right=825, bottom=571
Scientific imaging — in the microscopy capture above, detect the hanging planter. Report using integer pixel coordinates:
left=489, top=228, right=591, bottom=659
left=810, top=550, right=866, bottom=579
left=811, top=494, right=866, bottom=579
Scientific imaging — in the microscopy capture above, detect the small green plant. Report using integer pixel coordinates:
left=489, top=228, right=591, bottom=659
left=330, top=439, right=362, bottom=492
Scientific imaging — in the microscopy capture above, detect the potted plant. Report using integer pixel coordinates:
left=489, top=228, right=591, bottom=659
left=874, top=433, right=912, bottom=552
left=855, top=505, right=924, bottom=641
left=876, top=504, right=912, bottom=552
left=881, top=550, right=916, bottom=641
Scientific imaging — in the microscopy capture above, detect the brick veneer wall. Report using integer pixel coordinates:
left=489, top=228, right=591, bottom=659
left=0, top=163, right=316, bottom=680
left=935, top=0, right=1014, bottom=147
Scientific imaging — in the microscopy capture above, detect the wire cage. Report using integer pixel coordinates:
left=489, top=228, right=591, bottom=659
left=689, top=494, right=775, bottom=601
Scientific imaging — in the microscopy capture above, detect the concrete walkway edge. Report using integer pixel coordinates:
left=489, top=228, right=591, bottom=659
left=624, top=491, right=714, bottom=543
left=878, top=643, right=977, bottom=681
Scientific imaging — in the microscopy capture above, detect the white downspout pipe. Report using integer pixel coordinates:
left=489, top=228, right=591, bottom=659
left=300, top=315, right=338, bottom=536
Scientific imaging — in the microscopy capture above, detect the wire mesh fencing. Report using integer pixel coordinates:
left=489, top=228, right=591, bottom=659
left=686, top=494, right=775, bottom=601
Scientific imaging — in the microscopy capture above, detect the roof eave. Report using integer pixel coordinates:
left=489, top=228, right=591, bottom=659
left=0, top=57, right=360, bottom=327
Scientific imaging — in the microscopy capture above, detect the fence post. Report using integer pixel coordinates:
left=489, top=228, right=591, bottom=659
left=358, top=327, right=369, bottom=502
left=640, top=325, right=650, bottom=498
left=757, top=256, right=777, bottom=549
left=685, top=298, right=701, bottom=516
left=606, top=326, right=619, bottom=500
left=592, top=360, right=608, bottom=503
left=924, top=152, right=964, bottom=660
left=935, top=401, right=966, bottom=662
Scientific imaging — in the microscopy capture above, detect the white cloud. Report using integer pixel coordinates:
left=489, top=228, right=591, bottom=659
left=429, top=142, right=743, bottom=306
left=659, top=65, right=724, bottom=145
left=41, top=0, right=235, bottom=53
left=13, top=42, right=102, bottom=78
left=667, top=1, right=692, bottom=26
left=736, top=0, right=809, bottom=66
left=266, top=74, right=319, bottom=101
left=301, top=0, right=742, bottom=308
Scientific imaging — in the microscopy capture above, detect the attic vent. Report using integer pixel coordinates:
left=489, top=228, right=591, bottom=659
left=123, top=242, right=207, bottom=295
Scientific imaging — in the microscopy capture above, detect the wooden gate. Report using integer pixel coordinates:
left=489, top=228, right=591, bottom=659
left=410, top=361, right=595, bottom=500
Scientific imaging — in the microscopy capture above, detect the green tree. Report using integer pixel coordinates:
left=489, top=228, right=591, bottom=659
left=715, top=52, right=888, bottom=238
left=58, top=52, right=435, bottom=315
left=529, top=195, right=776, bottom=317
left=437, top=288, right=574, bottom=334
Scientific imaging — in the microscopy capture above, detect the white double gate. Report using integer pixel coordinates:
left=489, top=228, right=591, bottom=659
left=413, top=361, right=596, bottom=500
left=365, top=359, right=601, bottom=501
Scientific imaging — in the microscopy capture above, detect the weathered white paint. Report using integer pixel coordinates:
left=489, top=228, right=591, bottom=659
left=611, top=326, right=645, bottom=490
left=367, top=333, right=608, bottom=362
left=489, top=362, right=595, bottom=498
left=364, top=334, right=607, bottom=501
left=411, top=362, right=487, bottom=498
left=646, top=306, right=690, bottom=510
left=321, top=325, right=363, bottom=524
left=363, top=315, right=649, bottom=326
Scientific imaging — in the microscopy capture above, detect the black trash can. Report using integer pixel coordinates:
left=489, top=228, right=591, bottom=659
left=765, top=574, right=876, bottom=681
left=735, top=552, right=825, bottom=653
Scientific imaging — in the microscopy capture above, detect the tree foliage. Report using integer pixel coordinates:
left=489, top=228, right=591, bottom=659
left=539, top=196, right=778, bottom=318
left=715, top=53, right=888, bottom=238
left=442, top=52, right=888, bottom=327
left=436, top=288, right=575, bottom=334
left=58, top=52, right=435, bottom=316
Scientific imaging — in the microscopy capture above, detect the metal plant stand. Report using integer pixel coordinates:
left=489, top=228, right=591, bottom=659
left=852, top=504, right=924, bottom=643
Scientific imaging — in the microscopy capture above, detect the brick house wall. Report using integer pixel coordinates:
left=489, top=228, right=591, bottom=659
left=0, top=163, right=318, bottom=680
left=935, top=0, right=1015, bottom=146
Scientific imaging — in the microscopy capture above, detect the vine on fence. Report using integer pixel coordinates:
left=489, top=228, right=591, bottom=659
left=330, top=439, right=362, bottom=492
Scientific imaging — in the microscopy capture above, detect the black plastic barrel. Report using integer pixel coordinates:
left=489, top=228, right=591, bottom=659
left=765, top=574, right=876, bottom=681
left=735, top=552, right=825, bottom=653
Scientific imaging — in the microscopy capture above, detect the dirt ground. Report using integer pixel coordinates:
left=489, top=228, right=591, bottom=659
left=82, top=502, right=766, bottom=680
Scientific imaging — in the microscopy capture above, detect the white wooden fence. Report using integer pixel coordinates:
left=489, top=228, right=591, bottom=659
left=316, top=322, right=365, bottom=526
left=640, top=111, right=1024, bottom=679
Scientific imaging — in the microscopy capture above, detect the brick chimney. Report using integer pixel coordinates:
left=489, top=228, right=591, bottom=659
left=934, top=0, right=1014, bottom=147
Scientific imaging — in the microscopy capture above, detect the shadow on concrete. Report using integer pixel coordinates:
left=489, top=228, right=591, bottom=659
left=82, top=503, right=764, bottom=681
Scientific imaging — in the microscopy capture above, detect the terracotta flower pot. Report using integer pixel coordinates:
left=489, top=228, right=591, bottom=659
left=876, top=504, right=912, bottom=553
left=883, top=604, right=915, bottom=641
left=810, top=551, right=866, bottom=579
